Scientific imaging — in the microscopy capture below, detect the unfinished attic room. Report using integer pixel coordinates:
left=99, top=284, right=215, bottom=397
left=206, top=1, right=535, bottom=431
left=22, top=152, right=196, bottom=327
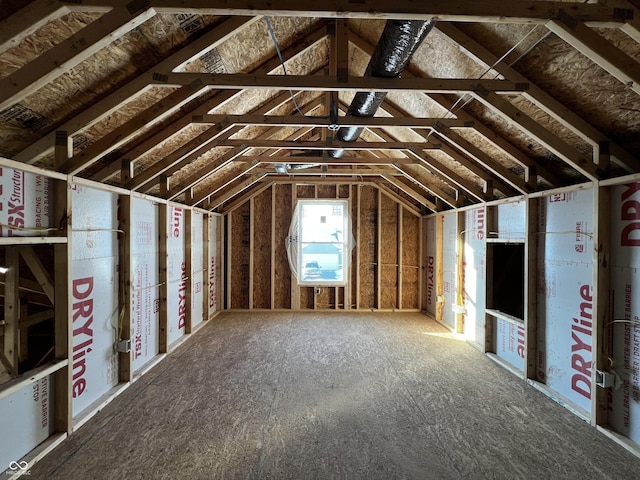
left=4, top=0, right=640, bottom=478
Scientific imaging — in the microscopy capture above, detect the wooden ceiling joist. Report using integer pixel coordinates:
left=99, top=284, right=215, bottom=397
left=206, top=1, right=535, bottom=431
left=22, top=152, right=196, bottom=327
left=0, top=5, right=157, bottom=112
left=155, top=73, right=528, bottom=94
left=381, top=174, right=437, bottom=211
left=203, top=173, right=269, bottom=210
left=61, top=1, right=633, bottom=26
left=192, top=114, right=472, bottom=129
left=210, top=139, right=441, bottom=151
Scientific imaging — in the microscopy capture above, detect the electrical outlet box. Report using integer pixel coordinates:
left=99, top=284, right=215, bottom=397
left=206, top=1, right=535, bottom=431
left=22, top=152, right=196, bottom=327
left=595, top=370, right=615, bottom=388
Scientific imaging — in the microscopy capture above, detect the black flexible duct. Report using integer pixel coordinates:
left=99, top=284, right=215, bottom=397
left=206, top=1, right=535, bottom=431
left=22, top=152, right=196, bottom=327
left=329, top=19, right=436, bottom=158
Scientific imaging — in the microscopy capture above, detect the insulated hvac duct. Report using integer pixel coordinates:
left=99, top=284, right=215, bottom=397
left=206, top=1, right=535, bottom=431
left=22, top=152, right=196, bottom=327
left=329, top=19, right=435, bottom=158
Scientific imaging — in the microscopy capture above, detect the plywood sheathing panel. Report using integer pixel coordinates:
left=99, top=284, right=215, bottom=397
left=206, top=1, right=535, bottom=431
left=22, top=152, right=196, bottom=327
left=359, top=186, right=377, bottom=309
left=402, top=210, right=420, bottom=309
left=300, top=286, right=314, bottom=309
left=253, top=188, right=272, bottom=309
left=317, top=184, right=336, bottom=199
left=511, top=29, right=640, bottom=157
left=380, top=193, right=398, bottom=309
left=230, top=202, right=250, bottom=309
left=273, top=184, right=292, bottom=309
left=0, top=12, right=102, bottom=79
left=297, top=184, right=315, bottom=199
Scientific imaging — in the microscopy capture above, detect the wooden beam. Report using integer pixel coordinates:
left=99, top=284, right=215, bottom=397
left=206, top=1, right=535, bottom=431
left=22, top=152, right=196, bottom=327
left=53, top=132, right=72, bottom=433
left=547, top=11, right=640, bottom=97
left=221, top=181, right=274, bottom=214
left=126, top=123, right=236, bottom=191
left=184, top=208, right=193, bottom=333
left=434, top=127, right=532, bottom=194
left=436, top=22, right=640, bottom=173
left=63, top=85, right=208, bottom=176
left=158, top=203, right=168, bottom=353
left=206, top=139, right=439, bottom=151
left=436, top=215, right=444, bottom=323
left=456, top=211, right=465, bottom=333
left=192, top=161, right=261, bottom=206
left=525, top=197, right=538, bottom=380
left=17, top=246, right=55, bottom=303
left=249, top=198, right=255, bottom=310
left=592, top=185, right=611, bottom=427
left=0, top=6, right=156, bottom=112
left=16, top=15, right=260, bottom=165
left=205, top=174, right=270, bottom=211
left=193, top=114, right=472, bottom=129
left=394, top=164, right=458, bottom=208
left=397, top=203, right=403, bottom=310
left=73, top=1, right=630, bottom=26
left=117, top=195, right=133, bottom=383
left=234, top=155, right=416, bottom=165
left=157, top=73, right=527, bottom=93
left=3, top=247, right=20, bottom=377
left=381, top=174, right=437, bottom=211
left=377, top=182, right=424, bottom=218
left=471, top=91, right=599, bottom=181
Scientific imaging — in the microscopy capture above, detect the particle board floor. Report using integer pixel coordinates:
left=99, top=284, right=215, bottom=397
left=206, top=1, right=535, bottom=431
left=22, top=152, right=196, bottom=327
left=32, top=312, right=640, bottom=479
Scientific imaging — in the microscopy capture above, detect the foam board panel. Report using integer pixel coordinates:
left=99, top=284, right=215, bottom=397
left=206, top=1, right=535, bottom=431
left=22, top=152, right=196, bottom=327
left=442, top=214, right=457, bottom=329
left=495, top=320, right=525, bottom=372
left=494, top=200, right=526, bottom=240
left=167, top=205, right=186, bottom=346
left=537, top=188, right=594, bottom=414
left=208, top=215, right=218, bottom=314
left=464, top=207, right=486, bottom=346
left=0, top=376, right=53, bottom=470
left=0, top=167, right=52, bottom=237
left=131, top=197, right=160, bottom=372
left=191, top=211, right=204, bottom=328
left=608, top=182, right=640, bottom=444
left=70, top=185, right=119, bottom=417
left=425, top=216, right=437, bottom=316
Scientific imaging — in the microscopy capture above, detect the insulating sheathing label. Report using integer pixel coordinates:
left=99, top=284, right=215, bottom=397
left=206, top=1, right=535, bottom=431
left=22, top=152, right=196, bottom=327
left=442, top=214, right=457, bottom=329
left=167, top=205, right=186, bottom=345
left=425, top=217, right=437, bottom=316
left=191, top=211, right=204, bottom=328
left=131, top=198, right=160, bottom=371
left=464, top=207, right=486, bottom=346
left=0, top=167, right=52, bottom=236
left=0, top=376, right=53, bottom=470
left=609, top=182, right=640, bottom=444
left=208, top=216, right=217, bottom=313
left=70, top=185, right=119, bottom=417
left=495, top=320, right=525, bottom=371
left=536, top=188, right=594, bottom=414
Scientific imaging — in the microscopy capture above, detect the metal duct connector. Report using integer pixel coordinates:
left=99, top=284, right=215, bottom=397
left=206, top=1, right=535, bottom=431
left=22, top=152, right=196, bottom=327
left=329, top=19, right=435, bottom=158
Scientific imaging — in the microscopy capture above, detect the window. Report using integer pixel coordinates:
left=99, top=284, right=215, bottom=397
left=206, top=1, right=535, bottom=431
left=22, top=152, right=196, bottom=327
left=286, top=200, right=353, bottom=286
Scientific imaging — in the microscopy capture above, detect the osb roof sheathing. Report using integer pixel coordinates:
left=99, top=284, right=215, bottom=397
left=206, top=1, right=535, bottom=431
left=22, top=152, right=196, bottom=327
left=1, top=2, right=640, bottom=213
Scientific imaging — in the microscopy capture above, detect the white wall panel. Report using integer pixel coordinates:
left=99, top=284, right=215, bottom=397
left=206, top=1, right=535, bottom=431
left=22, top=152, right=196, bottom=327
left=167, top=205, right=186, bottom=346
left=191, top=211, right=204, bottom=328
left=0, top=167, right=52, bottom=237
left=464, top=207, right=486, bottom=346
left=70, top=185, right=119, bottom=417
left=425, top=216, right=437, bottom=316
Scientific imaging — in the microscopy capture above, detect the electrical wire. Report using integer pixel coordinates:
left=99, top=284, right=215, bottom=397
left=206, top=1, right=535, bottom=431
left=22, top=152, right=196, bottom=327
left=0, top=222, right=60, bottom=233
left=264, top=16, right=315, bottom=119
left=425, top=24, right=544, bottom=143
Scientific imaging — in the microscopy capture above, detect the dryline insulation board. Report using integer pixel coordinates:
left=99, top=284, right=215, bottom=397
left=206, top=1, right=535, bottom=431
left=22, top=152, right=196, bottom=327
left=536, top=188, right=594, bottom=415
left=70, top=185, right=119, bottom=417
left=191, top=211, right=204, bottom=328
left=167, top=205, right=186, bottom=346
left=0, top=376, right=53, bottom=471
left=131, top=197, right=160, bottom=372
left=608, top=182, right=640, bottom=444
left=442, top=213, right=457, bottom=329
left=493, top=200, right=526, bottom=372
left=208, top=215, right=217, bottom=314
left=464, top=207, right=486, bottom=347
left=0, top=166, right=52, bottom=236
left=425, top=216, right=437, bottom=317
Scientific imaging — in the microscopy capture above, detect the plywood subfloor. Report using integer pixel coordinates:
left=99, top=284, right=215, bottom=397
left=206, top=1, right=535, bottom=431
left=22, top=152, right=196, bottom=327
left=32, top=312, right=640, bottom=479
